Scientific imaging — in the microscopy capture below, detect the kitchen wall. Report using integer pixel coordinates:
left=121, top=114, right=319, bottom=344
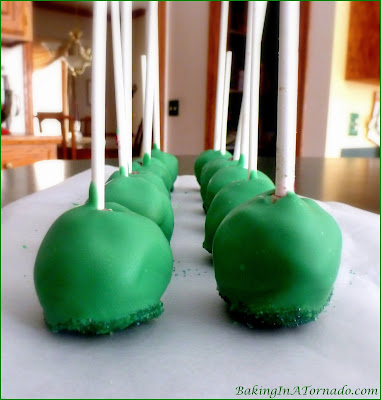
left=300, top=2, right=335, bottom=157
left=164, top=1, right=209, bottom=155
left=325, top=1, right=379, bottom=157
left=301, top=1, right=379, bottom=158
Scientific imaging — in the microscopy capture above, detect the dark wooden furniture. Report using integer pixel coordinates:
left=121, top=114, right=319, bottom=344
left=36, top=112, right=76, bottom=160
left=345, top=1, right=380, bottom=83
left=1, top=135, right=61, bottom=170
left=56, top=136, right=119, bottom=160
left=1, top=157, right=379, bottom=214
left=79, top=115, right=92, bottom=137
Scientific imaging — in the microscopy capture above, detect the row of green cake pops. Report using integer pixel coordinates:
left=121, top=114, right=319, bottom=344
left=105, top=0, right=177, bottom=243
left=195, top=1, right=342, bottom=328
left=34, top=1, right=178, bottom=335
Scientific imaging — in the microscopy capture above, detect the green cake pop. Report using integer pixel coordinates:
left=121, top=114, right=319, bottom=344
left=203, top=170, right=274, bottom=253
left=213, top=1, right=342, bottom=327
left=213, top=190, right=342, bottom=327
left=204, top=160, right=274, bottom=212
left=203, top=0, right=275, bottom=251
left=33, top=1, right=173, bottom=335
left=107, top=168, right=170, bottom=199
left=105, top=169, right=174, bottom=241
left=200, top=157, right=236, bottom=202
left=151, top=144, right=178, bottom=186
left=194, top=150, right=232, bottom=184
left=132, top=153, right=172, bottom=192
left=34, top=191, right=173, bottom=335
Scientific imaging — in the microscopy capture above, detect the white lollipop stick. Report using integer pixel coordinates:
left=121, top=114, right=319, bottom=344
left=121, top=2, right=132, bottom=172
left=233, top=108, right=242, bottom=161
left=141, top=2, right=156, bottom=157
left=153, top=3, right=161, bottom=149
left=240, top=1, right=254, bottom=168
left=139, top=55, right=147, bottom=158
left=111, top=2, right=128, bottom=175
left=91, top=1, right=107, bottom=210
left=141, top=54, right=146, bottom=116
left=275, top=1, right=299, bottom=197
left=220, top=51, right=232, bottom=156
left=248, top=2, right=267, bottom=177
left=213, top=1, right=229, bottom=151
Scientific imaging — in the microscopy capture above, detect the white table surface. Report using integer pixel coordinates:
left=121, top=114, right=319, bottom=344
left=1, top=167, right=380, bottom=399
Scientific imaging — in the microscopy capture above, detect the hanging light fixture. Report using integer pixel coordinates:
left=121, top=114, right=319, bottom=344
left=42, top=29, right=92, bottom=77
left=64, top=29, right=92, bottom=77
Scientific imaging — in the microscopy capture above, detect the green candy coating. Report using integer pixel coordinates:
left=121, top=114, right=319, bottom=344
left=194, top=149, right=232, bottom=184
left=204, top=163, right=273, bottom=212
left=34, top=199, right=173, bottom=335
left=105, top=174, right=174, bottom=241
left=213, top=190, right=342, bottom=327
left=107, top=168, right=170, bottom=199
left=151, top=144, right=179, bottom=185
left=203, top=171, right=275, bottom=253
left=132, top=153, right=172, bottom=192
left=200, top=157, right=237, bottom=202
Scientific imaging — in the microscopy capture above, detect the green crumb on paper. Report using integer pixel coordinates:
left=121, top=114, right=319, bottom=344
left=72, top=202, right=80, bottom=207
left=22, top=245, right=27, bottom=249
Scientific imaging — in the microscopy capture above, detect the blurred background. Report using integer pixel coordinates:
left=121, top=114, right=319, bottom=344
left=1, top=1, right=379, bottom=169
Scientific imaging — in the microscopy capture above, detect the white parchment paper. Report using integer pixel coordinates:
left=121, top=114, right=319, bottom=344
left=1, top=167, right=380, bottom=399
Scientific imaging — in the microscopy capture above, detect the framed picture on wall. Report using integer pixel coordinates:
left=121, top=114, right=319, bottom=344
left=87, top=80, right=91, bottom=106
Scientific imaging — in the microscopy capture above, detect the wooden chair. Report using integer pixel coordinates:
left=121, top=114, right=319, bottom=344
left=36, top=112, right=76, bottom=159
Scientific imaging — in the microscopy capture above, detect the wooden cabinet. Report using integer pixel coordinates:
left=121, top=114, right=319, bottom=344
left=1, top=1, right=33, bottom=43
left=1, top=136, right=61, bottom=169
left=345, top=1, right=380, bottom=82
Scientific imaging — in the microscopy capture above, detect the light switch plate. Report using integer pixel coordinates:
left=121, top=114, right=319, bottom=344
left=169, top=100, right=179, bottom=116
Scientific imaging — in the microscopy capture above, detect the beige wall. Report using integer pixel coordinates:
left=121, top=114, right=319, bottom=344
left=164, top=1, right=209, bottom=155
left=300, top=2, right=336, bottom=157
left=301, top=1, right=379, bottom=158
left=325, top=1, right=379, bottom=157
